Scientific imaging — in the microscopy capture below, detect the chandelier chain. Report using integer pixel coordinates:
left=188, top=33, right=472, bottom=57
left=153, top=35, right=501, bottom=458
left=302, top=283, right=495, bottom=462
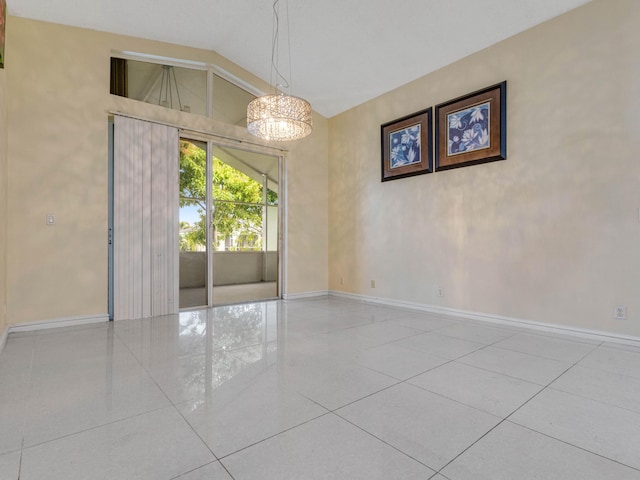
left=247, top=0, right=312, bottom=141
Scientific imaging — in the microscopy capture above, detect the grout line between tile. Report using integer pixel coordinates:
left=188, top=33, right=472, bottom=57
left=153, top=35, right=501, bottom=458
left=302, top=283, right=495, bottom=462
left=217, top=459, right=237, bottom=480
left=113, top=327, right=224, bottom=464
left=506, top=420, right=640, bottom=474
left=543, top=384, right=640, bottom=417
left=429, top=320, right=518, bottom=339
left=434, top=355, right=581, bottom=475
left=449, top=359, right=550, bottom=387
left=317, top=378, right=405, bottom=412
left=397, top=358, right=458, bottom=382
left=488, top=342, right=600, bottom=365
left=216, top=411, right=333, bottom=461
left=508, top=329, right=607, bottom=347
left=572, top=343, right=640, bottom=380
left=167, top=460, right=222, bottom=480
left=18, top=343, right=36, bottom=471
left=406, top=375, right=544, bottom=419
left=434, top=340, right=613, bottom=476
left=17, top=441, right=24, bottom=480
left=357, top=356, right=453, bottom=383
left=20, top=405, right=172, bottom=451
left=172, top=405, right=222, bottom=462
left=431, top=473, right=452, bottom=480
left=370, top=329, right=463, bottom=350
left=330, top=411, right=438, bottom=474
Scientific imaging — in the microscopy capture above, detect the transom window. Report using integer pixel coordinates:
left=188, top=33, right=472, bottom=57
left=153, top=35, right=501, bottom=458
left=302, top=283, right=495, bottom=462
left=110, top=53, right=258, bottom=126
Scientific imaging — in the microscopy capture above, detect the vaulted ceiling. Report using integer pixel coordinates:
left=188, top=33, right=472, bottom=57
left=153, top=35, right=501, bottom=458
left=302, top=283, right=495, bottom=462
left=9, top=0, right=593, bottom=117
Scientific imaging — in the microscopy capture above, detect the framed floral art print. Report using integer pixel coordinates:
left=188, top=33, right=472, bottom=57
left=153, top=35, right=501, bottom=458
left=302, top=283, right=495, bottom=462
left=381, top=108, right=433, bottom=182
left=435, top=81, right=506, bottom=171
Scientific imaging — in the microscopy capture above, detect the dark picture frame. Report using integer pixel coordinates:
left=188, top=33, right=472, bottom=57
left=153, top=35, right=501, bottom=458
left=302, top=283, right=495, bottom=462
left=381, top=108, right=433, bottom=182
left=435, top=81, right=506, bottom=171
left=0, top=0, right=5, bottom=69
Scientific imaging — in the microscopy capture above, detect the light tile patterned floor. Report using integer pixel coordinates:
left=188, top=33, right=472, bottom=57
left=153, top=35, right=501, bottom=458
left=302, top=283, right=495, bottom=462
left=1, top=297, right=640, bottom=479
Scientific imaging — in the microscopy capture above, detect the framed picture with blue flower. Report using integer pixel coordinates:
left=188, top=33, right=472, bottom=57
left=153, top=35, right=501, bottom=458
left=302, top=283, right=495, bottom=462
left=435, top=81, right=506, bottom=171
left=381, top=108, right=433, bottom=182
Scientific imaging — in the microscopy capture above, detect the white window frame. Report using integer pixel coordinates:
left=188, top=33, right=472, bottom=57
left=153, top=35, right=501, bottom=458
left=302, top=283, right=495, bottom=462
left=111, top=50, right=264, bottom=119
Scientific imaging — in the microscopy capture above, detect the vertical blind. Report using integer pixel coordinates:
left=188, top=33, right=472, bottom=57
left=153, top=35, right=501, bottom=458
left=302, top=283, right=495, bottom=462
left=113, top=115, right=179, bottom=320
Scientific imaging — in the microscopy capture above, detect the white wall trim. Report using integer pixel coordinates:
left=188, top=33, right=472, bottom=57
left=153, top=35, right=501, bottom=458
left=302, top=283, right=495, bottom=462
left=0, top=326, right=8, bottom=354
left=8, top=314, right=110, bottom=333
left=283, top=290, right=330, bottom=301
left=328, top=290, right=640, bottom=348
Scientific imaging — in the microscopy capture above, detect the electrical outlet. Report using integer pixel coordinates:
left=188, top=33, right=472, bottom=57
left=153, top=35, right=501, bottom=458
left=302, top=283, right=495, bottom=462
left=614, top=306, right=626, bottom=320
left=370, top=280, right=376, bottom=288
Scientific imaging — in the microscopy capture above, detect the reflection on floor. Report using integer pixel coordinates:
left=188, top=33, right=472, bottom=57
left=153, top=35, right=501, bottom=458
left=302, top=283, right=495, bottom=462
left=212, top=281, right=277, bottom=305
left=180, top=282, right=277, bottom=309
left=1, top=297, right=640, bottom=479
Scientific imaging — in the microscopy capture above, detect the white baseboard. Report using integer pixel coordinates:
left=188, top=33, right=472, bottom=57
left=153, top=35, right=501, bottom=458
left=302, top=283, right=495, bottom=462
left=0, top=325, right=8, bottom=354
left=9, top=314, right=110, bottom=333
left=329, top=290, right=640, bottom=348
left=283, top=290, right=330, bottom=301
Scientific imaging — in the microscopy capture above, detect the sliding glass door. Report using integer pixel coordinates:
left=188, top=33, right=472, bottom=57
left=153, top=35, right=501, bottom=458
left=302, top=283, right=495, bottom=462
left=210, top=145, right=279, bottom=305
left=178, top=139, right=280, bottom=308
left=178, top=139, right=209, bottom=309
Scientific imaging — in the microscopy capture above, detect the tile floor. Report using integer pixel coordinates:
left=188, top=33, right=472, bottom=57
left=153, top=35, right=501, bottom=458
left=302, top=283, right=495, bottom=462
left=1, top=297, right=640, bottom=479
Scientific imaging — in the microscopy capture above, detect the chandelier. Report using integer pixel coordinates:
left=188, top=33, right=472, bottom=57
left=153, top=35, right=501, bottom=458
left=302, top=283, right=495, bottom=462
left=247, top=0, right=312, bottom=142
left=158, top=65, right=190, bottom=113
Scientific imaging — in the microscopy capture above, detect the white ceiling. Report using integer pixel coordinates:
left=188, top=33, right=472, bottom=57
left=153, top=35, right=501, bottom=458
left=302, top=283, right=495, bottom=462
left=9, top=0, right=592, bottom=118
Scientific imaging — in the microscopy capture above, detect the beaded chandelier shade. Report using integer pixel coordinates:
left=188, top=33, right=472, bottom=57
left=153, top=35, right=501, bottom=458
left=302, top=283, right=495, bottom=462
left=247, top=0, right=312, bottom=142
left=247, top=93, right=312, bottom=141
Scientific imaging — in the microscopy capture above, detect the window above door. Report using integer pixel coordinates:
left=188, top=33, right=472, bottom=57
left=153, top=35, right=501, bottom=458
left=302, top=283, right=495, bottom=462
left=110, top=52, right=259, bottom=126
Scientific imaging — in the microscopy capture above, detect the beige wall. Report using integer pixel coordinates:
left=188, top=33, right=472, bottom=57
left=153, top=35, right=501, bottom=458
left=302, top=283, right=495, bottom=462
left=286, top=116, right=329, bottom=294
left=329, top=0, right=640, bottom=336
left=6, top=0, right=638, bottom=339
left=0, top=67, right=7, bottom=336
left=5, top=17, right=329, bottom=325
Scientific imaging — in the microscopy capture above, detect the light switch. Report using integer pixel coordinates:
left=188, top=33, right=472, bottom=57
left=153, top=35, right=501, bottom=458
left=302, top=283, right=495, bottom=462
left=46, top=214, right=56, bottom=225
